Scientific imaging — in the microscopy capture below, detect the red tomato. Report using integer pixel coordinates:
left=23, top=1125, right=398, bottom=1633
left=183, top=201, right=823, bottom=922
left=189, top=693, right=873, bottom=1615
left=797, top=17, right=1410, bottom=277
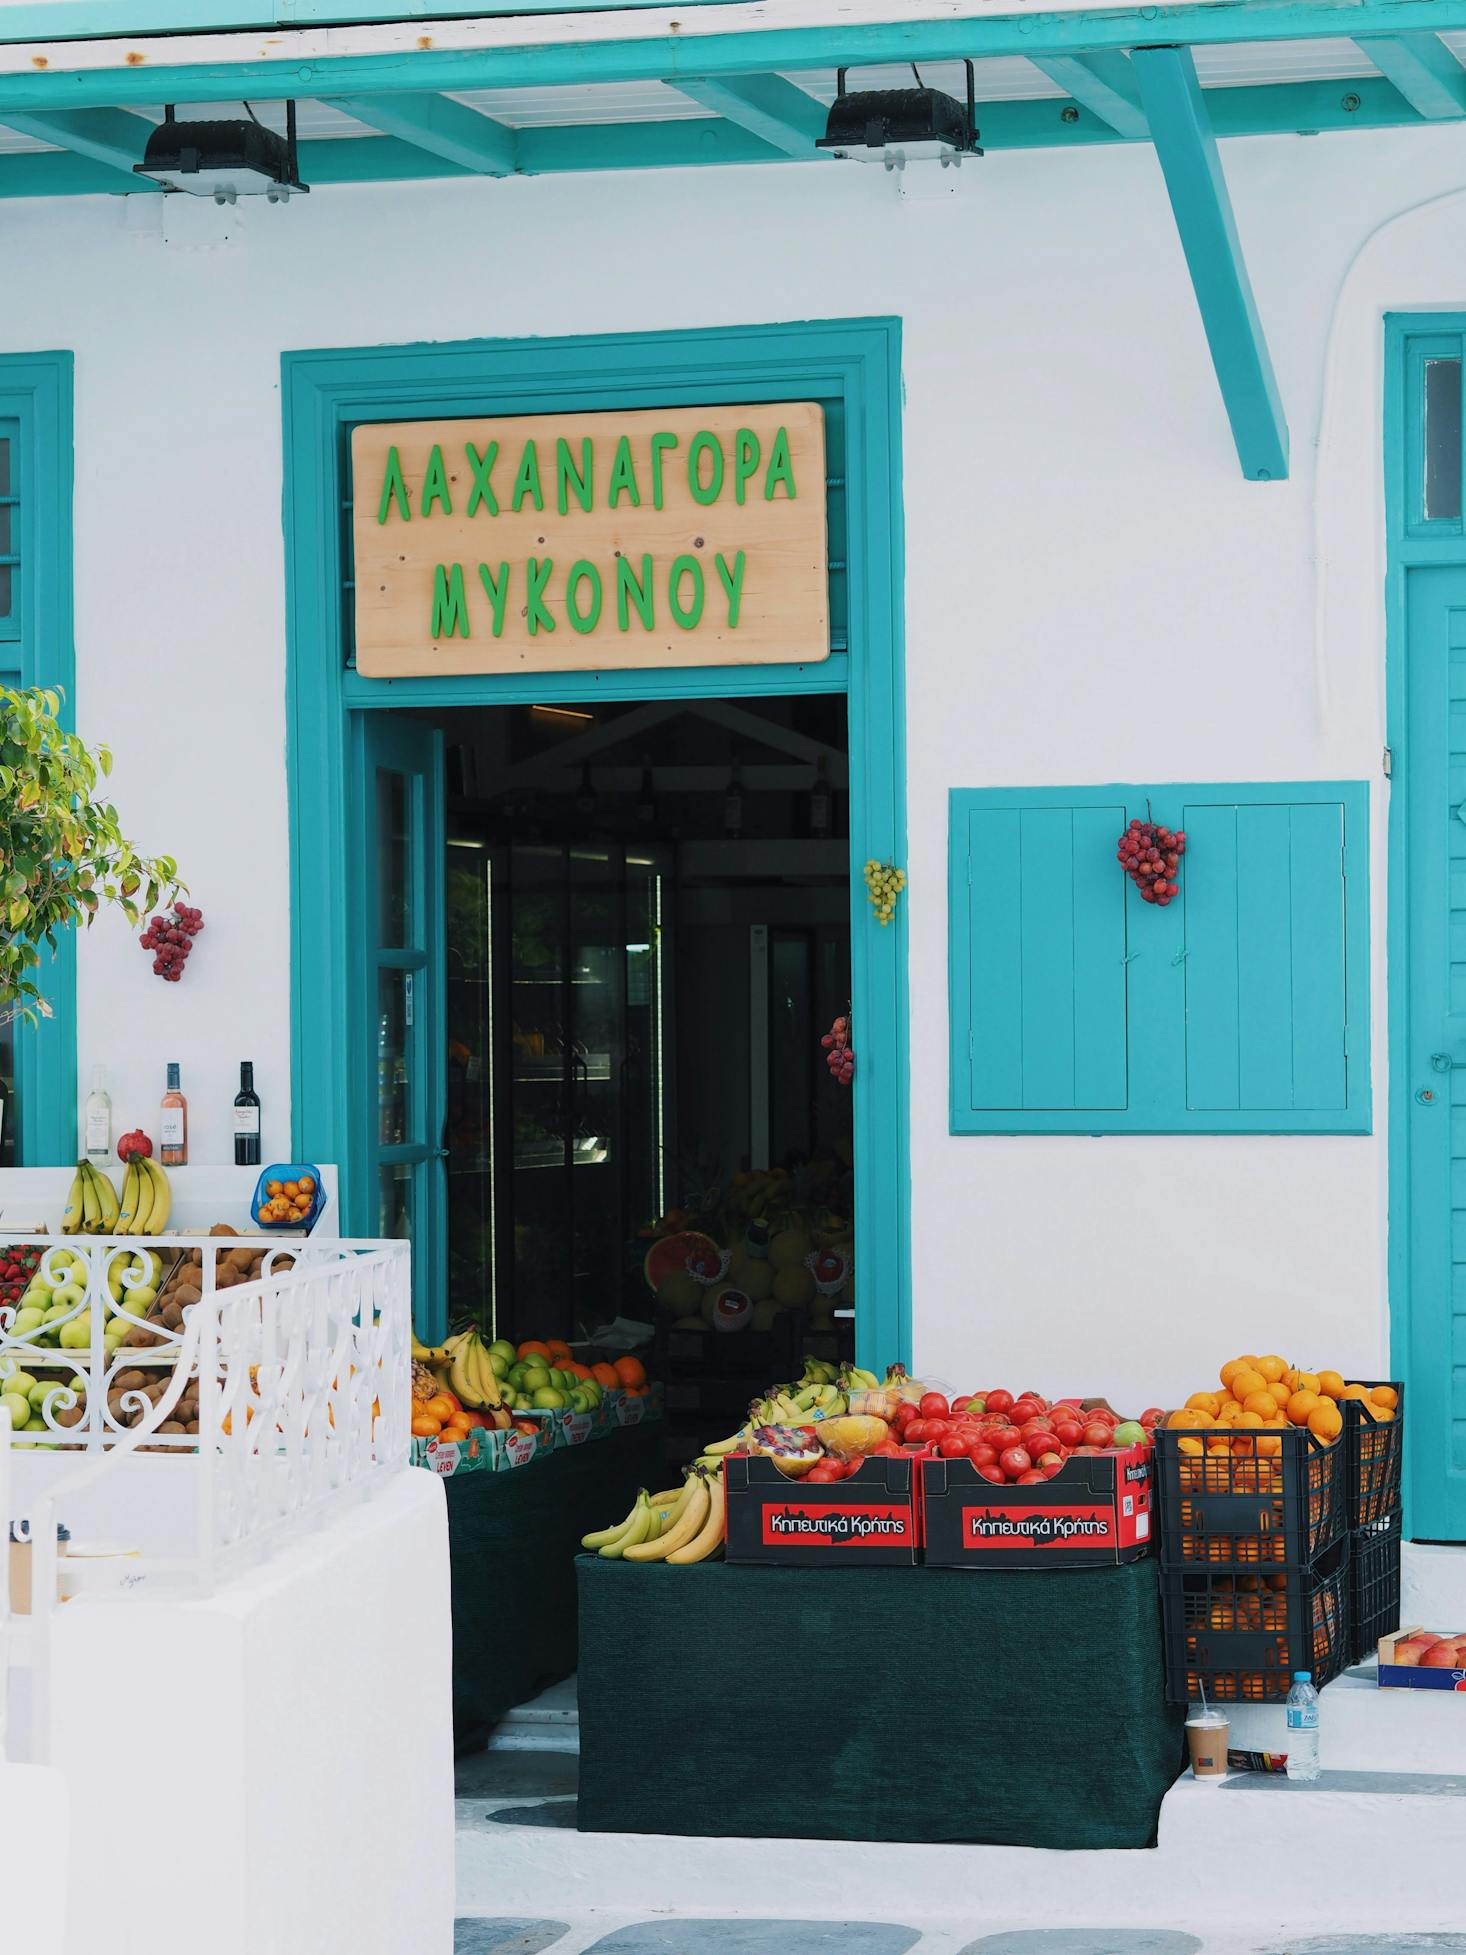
left=1021, top=1392, right=1050, bottom=1411
left=998, top=1445, right=1033, bottom=1479
left=1040, top=1456, right=1066, bottom=1479
left=938, top=1433, right=972, bottom=1459
left=1071, top=1444, right=1102, bottom=1456
left=1140, top=1408, right=1165, bottom=1428
left=1009, top=1398, right=1043, bottom=1426
left=989, top=1425, right=1022, bottom=1452
left=1053, top=1419, right=1084, bottom=1448
left=1082, top=1422, right=1113, bottom=1449
left=1020, top=1417, right=1054, bottom=1439
left=924, top=1418, right=950, bottom=1440
left=805, top=1463, right=841, bottom=1482
left=871, top=1439, right=903, bottom=1457
left=1016, top=1469, right=1047, bottom=1485
left=985, top=1389, right=1014, bottom=1416
left=976, top=1463, right=1006, bottom=1485
left=967, top=1443, right=998, bottom=1467
left=904, top=1420, right=929, bottom=1444
left=1033, top=1448, right=1064, bottom=1467
left=919, top=1392, right=950, bottom=1421
left=951, top=1395, right=973, bottom=1414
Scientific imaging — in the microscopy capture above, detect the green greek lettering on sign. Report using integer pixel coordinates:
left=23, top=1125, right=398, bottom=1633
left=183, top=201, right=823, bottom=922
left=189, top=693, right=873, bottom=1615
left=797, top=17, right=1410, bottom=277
left=565, top=560, right=603, bottom=635
left=688, top=431, right=724, bottom=508
left=465, top=441, right=500, bottom=517
left=608, top=436, right=642, bottom=509
left=668, top=554, right=705, bottom=630
left=733, top=429, right=761, bottom=506
left=420, top=443, right=453, bottom=517
left=512, top=440, right=545, bottom=514
left=478, top=561, right=510, bottom=637
left=616, top=553, right=654, bottom=632
left=556, top=437, right=594, bottom=517
left=525, top=557, right=556, bottom=635
left=714, top=550, right=746, bottom=628
left=763, top=426, right=796, bottom=501
left=431, top=562, right=470, bottom=640
left=377, top=445, right=411, bottom=525
left=650, top=433, right=679, bottom=512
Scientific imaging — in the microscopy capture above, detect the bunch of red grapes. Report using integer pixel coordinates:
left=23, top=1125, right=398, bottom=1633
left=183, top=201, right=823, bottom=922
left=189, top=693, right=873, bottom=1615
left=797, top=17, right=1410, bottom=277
left=141, top=902, right=205, bottom=982
left=821, top=1013, right=854, bottom=1086
left=1116, top=819, right=1186, bottom=906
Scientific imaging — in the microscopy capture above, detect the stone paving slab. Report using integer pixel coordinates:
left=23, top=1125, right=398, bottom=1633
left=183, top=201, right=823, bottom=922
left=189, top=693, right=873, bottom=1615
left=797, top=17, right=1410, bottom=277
left=1219, top=1771, right=1466, bottom=1797
left=582, top=1923, right=922, bottom=1954
left=454, top=1922, right=570, bottom=1955
left=959, top=1935, right=1202, bottom=1955
left=1258, top=1940, right=1466, bottom=1954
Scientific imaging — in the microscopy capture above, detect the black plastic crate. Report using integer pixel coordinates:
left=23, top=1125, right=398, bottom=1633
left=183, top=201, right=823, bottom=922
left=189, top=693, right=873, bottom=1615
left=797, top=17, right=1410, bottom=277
left=1155, top=1424, right=1346, bottom=1568
left=1343, top=1379, right=1404, bottom=1527
left=1349, top=1511, right=1403, bottom=1663
left=1160, top=1536, right=1350, bottom=1706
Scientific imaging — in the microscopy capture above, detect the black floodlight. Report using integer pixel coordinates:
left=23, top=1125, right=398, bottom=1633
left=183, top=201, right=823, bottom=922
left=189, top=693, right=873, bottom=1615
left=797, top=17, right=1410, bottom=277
left=135, top=102, right=309, bottom=203
left=816, top=61, right=981, bottom=168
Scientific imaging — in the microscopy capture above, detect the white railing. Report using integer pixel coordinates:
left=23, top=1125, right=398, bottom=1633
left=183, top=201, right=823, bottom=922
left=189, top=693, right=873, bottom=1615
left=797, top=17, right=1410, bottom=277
left=2, top=1235, right=412, bottom=1762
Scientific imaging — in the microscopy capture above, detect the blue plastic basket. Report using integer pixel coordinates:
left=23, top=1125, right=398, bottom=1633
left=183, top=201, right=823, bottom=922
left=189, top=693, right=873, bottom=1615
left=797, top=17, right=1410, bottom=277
left=251, top=1164, right=326, bottom=1231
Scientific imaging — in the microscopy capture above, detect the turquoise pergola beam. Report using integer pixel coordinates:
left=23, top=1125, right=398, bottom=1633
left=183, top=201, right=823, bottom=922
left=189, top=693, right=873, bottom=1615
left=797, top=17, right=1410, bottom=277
left=333, top=91, right=516, bottom=173
left=672, top=73, right=828, bottom=157
left=1364, top=34, right=1466, bottom=117
left=1131, top=45, right=1288, bottom=483
left=0, top=105, right=157, bottom=184
left=1029, top=53, right=1147, bottom=138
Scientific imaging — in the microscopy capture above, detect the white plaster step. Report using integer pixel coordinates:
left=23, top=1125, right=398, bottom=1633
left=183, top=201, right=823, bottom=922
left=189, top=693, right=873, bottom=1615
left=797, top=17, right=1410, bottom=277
left=1219, top=1659, right=1466, bottom=1774
left=1403, top=1539, right=1466, bottom=1623
left=456, top=1770, right=1464, bottom=1935
left=488, top=1675, right=580, bottom=1754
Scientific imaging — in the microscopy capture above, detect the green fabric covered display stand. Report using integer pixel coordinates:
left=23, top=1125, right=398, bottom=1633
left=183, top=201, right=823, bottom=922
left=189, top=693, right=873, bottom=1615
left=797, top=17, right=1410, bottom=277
left=445, top=1421, right=666, bottom=1743
left=577, top=1557, right=1186, bottom=1848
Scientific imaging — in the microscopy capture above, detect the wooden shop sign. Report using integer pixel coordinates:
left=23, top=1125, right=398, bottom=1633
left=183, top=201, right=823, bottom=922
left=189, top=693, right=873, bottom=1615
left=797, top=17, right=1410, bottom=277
left=351, top=402, right=829, bottom=678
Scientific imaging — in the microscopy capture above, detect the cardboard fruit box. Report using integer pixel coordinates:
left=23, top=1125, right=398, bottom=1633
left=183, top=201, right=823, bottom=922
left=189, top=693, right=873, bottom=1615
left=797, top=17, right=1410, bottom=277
left=1377, top=1626, right=1466, bottom=1689
left=921, top=1440, right=1155, bottom=1568
left=724, top=1449, right=925, bottom=1566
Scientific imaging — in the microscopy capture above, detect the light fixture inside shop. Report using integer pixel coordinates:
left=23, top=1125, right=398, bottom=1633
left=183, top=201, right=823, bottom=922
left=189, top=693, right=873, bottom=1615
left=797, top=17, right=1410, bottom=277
left=816, top=61, right=981, bottom=169
left=135, top=102, right=309, bottom=203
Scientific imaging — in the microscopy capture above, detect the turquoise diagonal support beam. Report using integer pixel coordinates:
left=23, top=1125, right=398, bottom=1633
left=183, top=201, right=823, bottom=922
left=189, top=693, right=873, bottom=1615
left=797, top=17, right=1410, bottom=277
left=672, top=73, right=827, bottom=157
left=1029, top=53, right=1147, bottom=139
left=333, top=92, right=516, bottom=174
left=0, top=106, right=157, bottom=185
left=1130, top=46, right=1288, bottom=483
left=1365, top=34, right=1466, bottom=117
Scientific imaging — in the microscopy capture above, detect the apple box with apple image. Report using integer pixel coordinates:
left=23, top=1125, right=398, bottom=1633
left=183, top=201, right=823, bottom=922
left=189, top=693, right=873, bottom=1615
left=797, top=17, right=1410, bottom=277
left=1377, top=1626, right=1466, bottom=1689
left=922, top=1400, right=1155, bottom=1569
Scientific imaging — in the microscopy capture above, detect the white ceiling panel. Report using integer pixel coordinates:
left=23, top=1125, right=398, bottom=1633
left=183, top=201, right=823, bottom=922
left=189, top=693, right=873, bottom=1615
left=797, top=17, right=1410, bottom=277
left=448, top=81, right=716, bottom=127
left=125, top=99, right=381, bottom=140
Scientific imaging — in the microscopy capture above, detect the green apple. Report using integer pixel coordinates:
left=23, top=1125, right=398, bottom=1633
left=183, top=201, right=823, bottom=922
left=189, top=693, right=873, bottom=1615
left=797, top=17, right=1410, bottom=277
left=51, top=1281, right=85, bottom=1311
left=488, top=1352, right=509, bottom=1381
left=4, top=1370, right=38, bottom=1400
left=489, top=1339, right=517, bottom=1365
left=531, top=1386, right=566, bottom=1410
left=59, top=1319, right=91, bottom=1350
left=113, top=1286, right=155, bottom=1318
left=1111, top=1421, right=1146, bottom=1448
left=11, top=1306, right=45, bottom=1335
left=24, top=1281, right=54, bottom=1308
left=568, top=1388, right=591, bottom=1413
left=520, top=1366, right=550, bottom=1393
left=26, top=1379, right=58, bottom=1408
left=0, top=1390, right=30, bottom=1430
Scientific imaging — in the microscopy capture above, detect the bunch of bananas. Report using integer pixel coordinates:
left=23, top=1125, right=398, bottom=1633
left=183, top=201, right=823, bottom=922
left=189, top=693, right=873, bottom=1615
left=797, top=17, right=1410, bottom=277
left=581, top=1469, right=726, bottom=1566
left=412, top=1327, right=502, bottom=1410
left=863, top=859, right=906, bottom=927
left=61, top=1156, right=172, bottom=1237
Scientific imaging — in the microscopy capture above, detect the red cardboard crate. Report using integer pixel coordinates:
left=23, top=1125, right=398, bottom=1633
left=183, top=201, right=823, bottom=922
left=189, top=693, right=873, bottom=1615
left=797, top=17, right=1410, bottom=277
left=724, top=1450, right=924, bottom=1566
left=921, top=1441, right=1155, bottom=1568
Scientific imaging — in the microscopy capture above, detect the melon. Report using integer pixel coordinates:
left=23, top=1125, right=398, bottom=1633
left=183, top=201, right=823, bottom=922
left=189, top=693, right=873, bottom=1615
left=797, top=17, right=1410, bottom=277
left=727, top=1256, right=774, bottom=1303
left=769, top=1228, right=814, bottom=1270
left=656, top=1269, right=703, bottom=1314
left=643, top=1230, right=723, bottom=1292
left=751, top=1300, right=777, bottom=1333
left=771, top=1263, right=816, bottom=1310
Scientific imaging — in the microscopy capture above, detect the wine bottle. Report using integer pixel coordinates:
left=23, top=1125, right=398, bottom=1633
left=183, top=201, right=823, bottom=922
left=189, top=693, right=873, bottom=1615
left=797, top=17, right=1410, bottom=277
left=233, top=1061, right=261, bottom=1167
left=160, top=1062, right=188, bottom=1167
left=84, top=1065, right=112, bottom=1166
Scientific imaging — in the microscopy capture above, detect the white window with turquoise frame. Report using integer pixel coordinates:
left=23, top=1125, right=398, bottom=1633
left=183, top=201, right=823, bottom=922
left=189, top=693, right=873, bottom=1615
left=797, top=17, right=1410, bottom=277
left=0, top=353, right=76, bottom=1166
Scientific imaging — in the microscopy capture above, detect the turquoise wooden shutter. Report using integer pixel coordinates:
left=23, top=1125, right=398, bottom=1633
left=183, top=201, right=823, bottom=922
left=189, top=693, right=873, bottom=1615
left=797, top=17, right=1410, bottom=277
left=950, top=782, right=1369, bottom=1135
left=952, top=792, right=1129, bottom=1127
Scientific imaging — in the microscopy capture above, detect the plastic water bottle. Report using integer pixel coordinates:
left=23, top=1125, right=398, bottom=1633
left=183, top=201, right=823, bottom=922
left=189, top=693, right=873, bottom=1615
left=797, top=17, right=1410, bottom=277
left=1286, top=1671, right=1320, bottom=1781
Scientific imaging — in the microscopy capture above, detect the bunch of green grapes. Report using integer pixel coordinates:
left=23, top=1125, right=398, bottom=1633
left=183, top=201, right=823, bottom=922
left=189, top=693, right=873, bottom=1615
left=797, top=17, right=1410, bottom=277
left=863, top=859, right=906, bottom=926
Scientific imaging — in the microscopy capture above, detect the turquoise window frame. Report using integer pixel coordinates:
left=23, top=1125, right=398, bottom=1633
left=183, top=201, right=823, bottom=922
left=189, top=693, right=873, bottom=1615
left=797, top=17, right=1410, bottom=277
left=281, top=318, right=909, bottom=1370
left=949, top=780, right=1370, bottom=1136
left=0, top=353, right=76, bottom=1166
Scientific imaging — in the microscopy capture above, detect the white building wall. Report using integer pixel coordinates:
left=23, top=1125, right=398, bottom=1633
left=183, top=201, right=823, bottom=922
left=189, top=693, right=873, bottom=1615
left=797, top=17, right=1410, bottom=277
left=4, top=122, right=1465, bottom=1404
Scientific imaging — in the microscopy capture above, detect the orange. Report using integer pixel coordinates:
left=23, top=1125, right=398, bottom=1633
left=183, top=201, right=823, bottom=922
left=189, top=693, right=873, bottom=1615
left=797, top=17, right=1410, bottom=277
left=1177, top=1435, right=1204, bottom=1456
left=1293, top=1372, right=1320, bottom=1396
left=517, top=1340, right=551, bottom=1361
left=1286, top=1390, right=1320, bottom=1426
left=266, top=1179, right=283, bottom=1197
left=613, top=1354, right=647, bottom=1388
left=1308, top=1401, right=1343, bottom=1442
left=545, top=1338, right=572, bottom=1362
left=298, top=1174, right=316, bottom=1193
left=1167, top=1409, right=1213, bottom=1430
left=591, top=1361, right=619, bottom=1389
left=1237, top=1410, right=1264, bottom=1428
left=1257, top=1433, right=1283, bottom=1458
left=1219, top=1359, right=1250, bottom=1389
left=1317, top=1370, right=1345, bottom=1400
left=1242, top=1390, right=1280, bottom=1418
left=411, top=1411, right=441, bottom=1438
left=425, top=1393, right=459, bottom=1423
left=1216, top=1403, right=1241, bottom=1425
left=283, top=1181, right=300, bottom=1198
left=1186, top=1392, right=1221, bottom=1416
left=1370, top=1385, right=1398, bottom=1411
left=1257, top=1356, right=1287, bottom=1384
left=1231, top=1370, right=1267, bottom=1403
left=439, top=1424, right=470, bottom=1444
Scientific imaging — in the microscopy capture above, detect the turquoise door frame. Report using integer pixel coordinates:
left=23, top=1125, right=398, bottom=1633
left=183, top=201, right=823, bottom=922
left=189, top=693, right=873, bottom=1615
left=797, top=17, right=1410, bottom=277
left=1386, top=312, right=1466, bottom=1538
left=281, top=318, right=909, bottom=1369
left=0, top=352, right=76, bottom=1166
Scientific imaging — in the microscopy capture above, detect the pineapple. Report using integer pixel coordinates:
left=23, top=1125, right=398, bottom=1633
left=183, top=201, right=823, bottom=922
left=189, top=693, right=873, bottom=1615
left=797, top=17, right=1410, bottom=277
left=411, top=1360, right=440, bottom=1404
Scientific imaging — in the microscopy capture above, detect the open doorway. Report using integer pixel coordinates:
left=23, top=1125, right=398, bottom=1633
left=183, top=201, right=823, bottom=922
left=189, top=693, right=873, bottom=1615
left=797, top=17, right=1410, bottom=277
left=405, top=692, right=853, bottom=1458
